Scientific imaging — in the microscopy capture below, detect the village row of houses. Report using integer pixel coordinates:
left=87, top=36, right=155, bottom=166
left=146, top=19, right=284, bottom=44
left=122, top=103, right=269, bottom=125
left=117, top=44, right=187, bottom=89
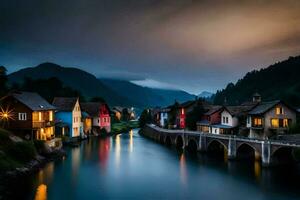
left=153, top=93, right=298, bottom=139
left=0, top=91, right=134, bottom=142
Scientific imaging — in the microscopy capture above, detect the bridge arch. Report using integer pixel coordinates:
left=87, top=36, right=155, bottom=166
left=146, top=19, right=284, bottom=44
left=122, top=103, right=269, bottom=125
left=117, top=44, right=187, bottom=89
left=271, top=146, right=294, bottom=164
left=207, top=139, right=228, bottom=151
left=175, top=135, right=184, bottom=150
left=186, top=138, right=198, bottom=153
left=164, top=135, right=172, bottom=146
left=236, top=143, right=257, bottom=160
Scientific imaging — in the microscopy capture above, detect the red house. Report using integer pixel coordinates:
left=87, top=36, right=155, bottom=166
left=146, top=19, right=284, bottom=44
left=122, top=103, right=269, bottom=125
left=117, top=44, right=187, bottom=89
left=176, top=101, right=198, bottom=129
left=197, top=106, right=223, bottom=133
left=81, top=102, right=111, bottom=134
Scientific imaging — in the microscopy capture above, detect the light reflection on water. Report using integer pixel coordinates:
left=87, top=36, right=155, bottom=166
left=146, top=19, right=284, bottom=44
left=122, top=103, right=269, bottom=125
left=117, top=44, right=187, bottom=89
left=6, top=128, right=300, bottom=200
left=179, top=153, right=187, bottom=186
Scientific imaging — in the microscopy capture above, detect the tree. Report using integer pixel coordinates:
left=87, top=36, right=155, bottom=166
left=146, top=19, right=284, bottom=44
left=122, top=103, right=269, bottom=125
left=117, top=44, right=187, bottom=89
left=139, top=109, right=152, bottom=127
left=90, top=96, right=106, bottom=103
left=185, top=100, right=205, bottom=131
left=121, top=108, right=130, bottom=122
left=168, top=101, right=180, bottom=127
left=19, top=77, right=84, bottom=102
left=0, top=66, right=8, bottom=97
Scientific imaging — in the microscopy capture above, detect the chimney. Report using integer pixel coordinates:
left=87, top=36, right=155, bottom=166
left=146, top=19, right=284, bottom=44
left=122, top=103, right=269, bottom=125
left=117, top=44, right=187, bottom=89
left=252, top=92, right=261, bottom=103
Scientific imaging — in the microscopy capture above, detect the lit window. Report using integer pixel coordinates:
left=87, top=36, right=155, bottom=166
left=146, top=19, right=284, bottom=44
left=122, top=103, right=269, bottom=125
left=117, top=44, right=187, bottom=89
left=38, top=112, right=42, bottom=121
left=254, top=118, right=262, bottom=126
left=49, top=111, right=53, bottom=121
left=271, top=119, right=279, bottom=128
left=181, top=108, right=184, bottom=115
left=283, top=119, right=289, bottom=127
left=18, top=113, right=27, bottom=121
left=276, top=107, right=284, bottom=115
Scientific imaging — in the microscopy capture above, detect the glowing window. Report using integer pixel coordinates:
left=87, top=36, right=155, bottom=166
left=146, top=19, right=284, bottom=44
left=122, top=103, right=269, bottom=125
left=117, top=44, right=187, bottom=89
left=49, top=111, right=53, bottom=121
left=254, top=118, right=262, bottom=126
left=271, top=119, right=279, bottom=128
left=276, top=107, right=284, bottom=115
left=283, top=119, right=289, bottom=127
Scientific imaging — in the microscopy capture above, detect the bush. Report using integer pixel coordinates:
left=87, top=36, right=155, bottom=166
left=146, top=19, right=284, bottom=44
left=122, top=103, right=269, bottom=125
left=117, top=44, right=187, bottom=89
left=34, top=140, right=46, bottom=154
left=7, top=142, right=37, bottom=163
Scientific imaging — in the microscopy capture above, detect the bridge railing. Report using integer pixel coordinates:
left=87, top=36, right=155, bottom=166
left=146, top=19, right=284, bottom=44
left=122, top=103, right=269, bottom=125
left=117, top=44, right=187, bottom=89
left=146, top=124, right=300, bottom=147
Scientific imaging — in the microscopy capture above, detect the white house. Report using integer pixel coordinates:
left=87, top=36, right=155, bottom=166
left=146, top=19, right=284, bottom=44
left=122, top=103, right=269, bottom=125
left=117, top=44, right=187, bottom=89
left=211, top=105, right=254, bottom=135
left=159, top=108, right=170, bottom=128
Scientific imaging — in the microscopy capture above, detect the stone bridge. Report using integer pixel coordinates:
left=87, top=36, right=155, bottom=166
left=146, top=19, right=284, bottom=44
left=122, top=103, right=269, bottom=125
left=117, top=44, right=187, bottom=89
left=141, top=124, right=300, bottom=167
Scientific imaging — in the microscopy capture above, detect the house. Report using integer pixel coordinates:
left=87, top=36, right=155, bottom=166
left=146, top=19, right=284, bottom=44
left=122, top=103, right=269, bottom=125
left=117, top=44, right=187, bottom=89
left=159, top=107, right=171, bottom=128
left=210, top=105, right=255, bottom=135
left=0, top=91, right=56, bottom=140
left=112, top=106, right=135, bottom=121
left=52, top=97, right=83, bottom=138
left=82, top=111, right=92, bottom=136
left=197, top=106, right=223, bottom=133
left=247, top=100, right=297, bottom=139
left=81, top=102, right=111, bottom=134
left=176, top=100, right=198, bottom=129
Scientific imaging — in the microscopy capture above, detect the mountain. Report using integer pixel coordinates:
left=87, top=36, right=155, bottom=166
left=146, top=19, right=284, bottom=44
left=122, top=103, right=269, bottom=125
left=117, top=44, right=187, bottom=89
left=8, top=63, right=133, bottom=106
left=101, top=79, right=196, bottom=107
left=8, top=62, right=195, bottom=107
left=198, top=91, right=213, bottom=98
left=213, top=56, right=300, bottom=107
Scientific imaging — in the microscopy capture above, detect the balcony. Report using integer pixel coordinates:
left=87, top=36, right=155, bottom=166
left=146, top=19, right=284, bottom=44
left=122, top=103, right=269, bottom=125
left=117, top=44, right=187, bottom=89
left=32, top=121, right=55, bottom=128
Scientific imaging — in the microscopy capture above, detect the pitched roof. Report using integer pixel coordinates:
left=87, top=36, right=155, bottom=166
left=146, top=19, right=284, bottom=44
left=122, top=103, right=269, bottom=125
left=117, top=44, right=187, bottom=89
left=180, top=100, right=196, bottom=108
left=248, top=100, right=281, bottom=115
left=3, top=91, right=55, bottom=111
left=204, top=105, right=223, bottom=115
left=52, top=97, right=78, bottom=111
left=81, top=102, right=102, bottom=117
left=224, top=104, right=256, bottom=117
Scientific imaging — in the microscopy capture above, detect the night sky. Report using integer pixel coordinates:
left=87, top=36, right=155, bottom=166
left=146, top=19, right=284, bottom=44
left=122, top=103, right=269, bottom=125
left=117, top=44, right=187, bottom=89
left=1, top=0, right=300, bottom=94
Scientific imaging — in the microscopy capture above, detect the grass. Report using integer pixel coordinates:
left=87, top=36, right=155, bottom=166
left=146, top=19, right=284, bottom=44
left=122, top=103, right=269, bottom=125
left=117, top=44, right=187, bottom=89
left=111, top=120, right=139, bottom=134
left=0, top=128, right=37, bottom=172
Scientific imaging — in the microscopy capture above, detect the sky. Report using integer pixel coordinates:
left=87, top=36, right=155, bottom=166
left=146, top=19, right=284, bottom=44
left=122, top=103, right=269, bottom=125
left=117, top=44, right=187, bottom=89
left=1, top=0, right=300, bottom=94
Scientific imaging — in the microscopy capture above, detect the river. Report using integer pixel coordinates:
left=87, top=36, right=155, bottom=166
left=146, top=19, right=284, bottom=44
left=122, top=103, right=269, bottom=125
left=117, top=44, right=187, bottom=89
left=3, top=128, right=300, bottom=200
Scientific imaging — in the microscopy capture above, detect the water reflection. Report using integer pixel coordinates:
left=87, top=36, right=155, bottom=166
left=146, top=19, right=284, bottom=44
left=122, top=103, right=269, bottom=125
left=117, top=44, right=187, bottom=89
left=179, top=153, right=187, bottom=186
left=115, top=134, right=121, bottom=170
left=129, top=129, right=133, bottom=153
left=254, top=161, right=261, bottom=181
left=34, top=162, right=54, bottom=200
left=34, top=184, right=47, bottom=200
left=98, top=137, right=110, bottom=171
left=5, top=128, right=300, bottom=200
left=71, top=147, right=80, bottom=181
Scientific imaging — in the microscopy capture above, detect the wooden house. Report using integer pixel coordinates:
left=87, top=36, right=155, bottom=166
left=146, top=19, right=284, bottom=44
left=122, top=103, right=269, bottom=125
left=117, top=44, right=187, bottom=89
left=0, top=91, right=56, bottom=140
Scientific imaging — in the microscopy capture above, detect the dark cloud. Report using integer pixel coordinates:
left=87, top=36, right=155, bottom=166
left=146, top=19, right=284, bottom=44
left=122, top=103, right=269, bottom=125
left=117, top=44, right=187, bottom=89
left=1, top=0, right=300, bottom=94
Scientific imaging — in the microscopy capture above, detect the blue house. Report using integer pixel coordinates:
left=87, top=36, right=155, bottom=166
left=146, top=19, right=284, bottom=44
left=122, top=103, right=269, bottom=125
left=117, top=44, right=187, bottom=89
left=52, top=97, right=83, bottom=138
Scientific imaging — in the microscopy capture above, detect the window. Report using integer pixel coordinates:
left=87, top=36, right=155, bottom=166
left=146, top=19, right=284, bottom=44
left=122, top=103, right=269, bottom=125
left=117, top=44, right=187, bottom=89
left=38, top=112, right=42, bottom=121
left=254, top=118, right=262, bottom=126
left=226, top=117, right=229, bottom=124
left=49, top=111, right=53, bottom=121
left=18, top=113, right=27, bottom=121
left=283, top=119, right=289, bottom=127
left=222, top=116, right=225, bottom=123
left=271, top=119, right=279, bottom=128
left=276, top=107, right=284, bottom=115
